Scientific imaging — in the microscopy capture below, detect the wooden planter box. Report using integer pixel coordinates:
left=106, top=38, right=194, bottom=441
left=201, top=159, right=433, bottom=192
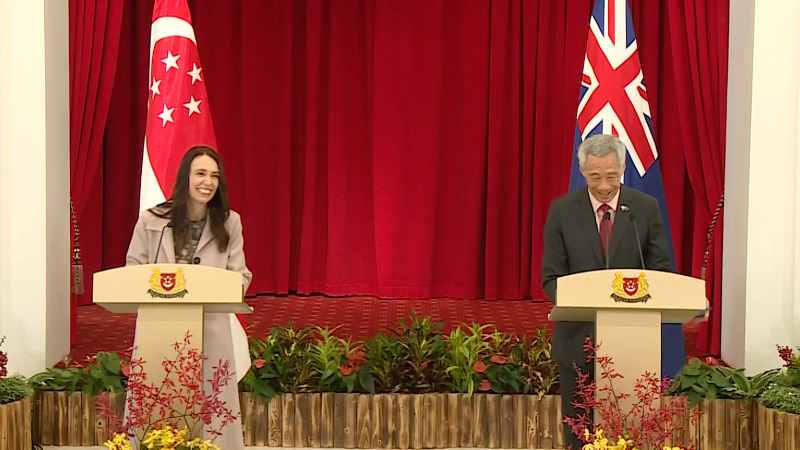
left=237, top=393, right=563, bottom=449
left=661, top=398, right=800, bottom=450
left=31, top=391, right=125, bottom=446
left=29, top=392, right=800, bottom=449
left=756, top=402, right=800, bottom=449
left=0, top=397, right=32, bottom=450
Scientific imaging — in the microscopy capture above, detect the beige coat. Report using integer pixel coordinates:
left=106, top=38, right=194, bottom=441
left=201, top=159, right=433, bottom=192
left=125, top=209, right=252, bottom=292
left=125, top=208, right=252, bottom=450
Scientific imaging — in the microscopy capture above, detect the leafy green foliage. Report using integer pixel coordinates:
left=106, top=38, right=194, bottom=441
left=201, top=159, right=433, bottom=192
left=760, top=374, right=800, bottom=414
left=508, top=327, right=559, bottom=396
left=239, top=323, right=317, bottom=400
left=32, top=311, right=558, bottom=401
left=444, top=324, right=491, bottom=395
left=309, top=326, right=374, bottom=394
left=29, top=351, right=128, bottom=395
left=391, top=311, right=449, bottom=393
left=29, top=367, right=85, bottom=393
left=666, top=358, right=780, bottom=407
left=484, top=330, right=526, bottom=394
left=0, top=374, right=33, bottom=405
left=364, top=332, right=404, bottom=393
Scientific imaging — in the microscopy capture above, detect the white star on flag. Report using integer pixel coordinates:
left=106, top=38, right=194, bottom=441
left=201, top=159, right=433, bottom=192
left=187, top=63, right=203, bottom=84
left=183, top=96, right=201, bottom=116
left=150, top=78, right=161, bottom=98
left=161, top=50, right=180, bottom=72
left=157, top=104, right=174, bottom=126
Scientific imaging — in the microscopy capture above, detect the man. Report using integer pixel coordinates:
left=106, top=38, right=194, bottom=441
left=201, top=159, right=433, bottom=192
left=541, top=134, right=671, bottom=450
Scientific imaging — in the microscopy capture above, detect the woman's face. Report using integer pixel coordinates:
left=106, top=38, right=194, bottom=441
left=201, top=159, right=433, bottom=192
left=188, top=154, right=220, bottom=206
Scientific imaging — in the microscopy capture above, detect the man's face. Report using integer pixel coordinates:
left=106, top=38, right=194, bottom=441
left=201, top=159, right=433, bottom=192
left=580, top=153, right=624, bottom=203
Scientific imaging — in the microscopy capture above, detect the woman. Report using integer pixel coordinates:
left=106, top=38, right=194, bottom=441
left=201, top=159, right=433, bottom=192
left=125, top=146, right=251, bottom=450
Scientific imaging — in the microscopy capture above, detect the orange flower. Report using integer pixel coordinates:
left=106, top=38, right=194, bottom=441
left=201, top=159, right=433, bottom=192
left=254, top=359, right=266, bottom=369
left=340, top=364, right=354, bottom=376
left=479, top=379, right=490, bottom=391
left=472, top=360, right=487, bottom=373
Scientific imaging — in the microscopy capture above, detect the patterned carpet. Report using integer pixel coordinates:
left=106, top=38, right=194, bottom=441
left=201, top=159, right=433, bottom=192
left=70, top=295, right=706, bottom=363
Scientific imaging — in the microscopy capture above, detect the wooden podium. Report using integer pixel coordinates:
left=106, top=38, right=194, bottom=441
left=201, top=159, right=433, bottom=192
left=93, top=264, right=252, bottom=429
left=549, top=269, right=705, bottom=420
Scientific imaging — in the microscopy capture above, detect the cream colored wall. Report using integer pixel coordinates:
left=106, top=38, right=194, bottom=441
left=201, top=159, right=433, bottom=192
left=0, top=0, right=70, bottom=376
left=723, top=0, right=800, bottom=374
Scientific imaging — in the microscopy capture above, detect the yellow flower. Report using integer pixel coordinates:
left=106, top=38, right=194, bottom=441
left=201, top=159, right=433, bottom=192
left=103, top=432, right=132, bottom=450
left=184, top=437, right=221, bottom=450
left=579, top=428, right=645, bottom=450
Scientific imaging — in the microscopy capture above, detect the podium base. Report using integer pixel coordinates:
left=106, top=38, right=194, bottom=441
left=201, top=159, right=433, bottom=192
left=594, top=309, right=661, bottom=424
left=135, top=304, right=205, bottom=431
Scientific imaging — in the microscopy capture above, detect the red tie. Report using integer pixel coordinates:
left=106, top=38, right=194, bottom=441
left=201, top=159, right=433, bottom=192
left=599, top=203, right=613, bottom=258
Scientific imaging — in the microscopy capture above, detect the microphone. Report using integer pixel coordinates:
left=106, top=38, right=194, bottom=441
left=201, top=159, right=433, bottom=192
left=604, top=211, right=612, bottom=270
left=154, top=223, right=172, bottom=263
left=621, top=204, right=646, bottom=270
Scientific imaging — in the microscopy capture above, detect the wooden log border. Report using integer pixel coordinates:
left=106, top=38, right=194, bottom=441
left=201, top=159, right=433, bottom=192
left=31, top=391, right=125, bottom=447
left=0, top=396, right=32, bottom=450
left=29, top=393, right=800, bottom=449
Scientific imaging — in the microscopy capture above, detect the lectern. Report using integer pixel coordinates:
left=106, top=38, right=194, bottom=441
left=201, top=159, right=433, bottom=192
left=93, top=264, right=252, bottom=429
left=549, top=269, right=705, bottom=421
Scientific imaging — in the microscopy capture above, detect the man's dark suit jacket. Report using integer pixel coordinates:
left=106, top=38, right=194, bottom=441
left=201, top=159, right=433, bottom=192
left=541, top=185, right=672, bottom=366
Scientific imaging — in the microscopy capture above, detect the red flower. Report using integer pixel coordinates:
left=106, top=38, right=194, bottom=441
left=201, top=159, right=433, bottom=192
left=705, top=356, right=718, bottom=366
left=490, top=354, right=507, bottom=364
left=340, top=364, right=354, bottom=376
left=98, top=332, right=237, bottom=442
left=563, top=337, right=702, bottom=449
left=253, top=359, right=266, bottom=369
left=472, top=360, right=487, bottom=373
left=479, top=379, right=490, bottom=391
left=778, top=345, right=796, bottom=367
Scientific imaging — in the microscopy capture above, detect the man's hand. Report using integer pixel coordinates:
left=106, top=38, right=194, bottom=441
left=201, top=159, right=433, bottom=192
left=691, top=298, right=711, bottom=323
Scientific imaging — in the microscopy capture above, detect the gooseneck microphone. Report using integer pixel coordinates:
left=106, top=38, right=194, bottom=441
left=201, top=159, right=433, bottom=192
left=154, top=223, right=172, bottom=263
left=621, top=204, right=646, bottom=270
left=604, top=211, right=612, bottom=270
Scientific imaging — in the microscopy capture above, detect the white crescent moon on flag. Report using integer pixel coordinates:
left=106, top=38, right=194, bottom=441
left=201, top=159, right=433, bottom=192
left=148, top=17, right=196, bottom=82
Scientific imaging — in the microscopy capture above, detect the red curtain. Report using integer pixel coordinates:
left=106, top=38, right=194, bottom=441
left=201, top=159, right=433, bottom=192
left=666, top=0, right=729, bottom=355
left=75, top=0, right=728, bottom=354
left=69, top=0, right=125, bottom=344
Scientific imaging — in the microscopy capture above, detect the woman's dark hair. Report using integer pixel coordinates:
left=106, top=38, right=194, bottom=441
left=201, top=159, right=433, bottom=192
left=150, top=146, right=230, bottom=252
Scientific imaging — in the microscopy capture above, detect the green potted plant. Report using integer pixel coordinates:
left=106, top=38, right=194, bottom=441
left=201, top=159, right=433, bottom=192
left=0, top=336, right=34, bottom=448
left=760, top=345, right=800, bottom=414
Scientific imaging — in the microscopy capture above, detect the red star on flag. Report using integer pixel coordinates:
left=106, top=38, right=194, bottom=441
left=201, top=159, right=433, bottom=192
left=139, top=0, right=249, bottom=382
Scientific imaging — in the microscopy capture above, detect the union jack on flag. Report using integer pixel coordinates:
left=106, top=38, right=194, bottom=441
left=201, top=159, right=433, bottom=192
left=567, top=0, right=686, bottom=380
left=570, top=0, right=657, bottom=185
